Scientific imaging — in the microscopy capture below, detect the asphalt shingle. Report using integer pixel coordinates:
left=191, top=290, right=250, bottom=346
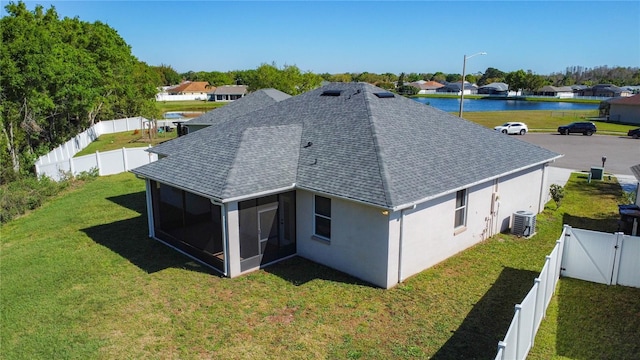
left=132, top=82, right=561, bottom=208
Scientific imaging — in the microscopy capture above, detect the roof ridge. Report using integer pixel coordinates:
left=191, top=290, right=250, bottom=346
left=362, top=84, right=393, bottom=208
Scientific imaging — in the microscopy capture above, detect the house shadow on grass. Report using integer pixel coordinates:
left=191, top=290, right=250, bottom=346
left=555, top=278, right=640, bottom=359
left=431, top=267, right=539, bottom=360
left=562, top=213, right=620, bottom=233
left=81, top=191, right=214, bottom=275
left=263, top=256, right=374, bottom=287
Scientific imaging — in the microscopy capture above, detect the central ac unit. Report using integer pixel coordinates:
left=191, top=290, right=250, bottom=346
left=512, top=210, right=536, bottom=238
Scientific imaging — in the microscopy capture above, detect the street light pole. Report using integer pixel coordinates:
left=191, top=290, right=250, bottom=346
left=458, top=52, right=487, bottom=118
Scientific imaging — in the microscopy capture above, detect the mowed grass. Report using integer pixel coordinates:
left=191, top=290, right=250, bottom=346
left=74, top=130, right=177, bottom=157
left=2, top=172, right=638, bottom=359
left=462, top=110, right=636, bottom=135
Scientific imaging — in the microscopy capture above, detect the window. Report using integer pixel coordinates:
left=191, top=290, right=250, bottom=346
left=314, top=195, right=331, bottom=240
left=454, top=189, right=467, bottom=228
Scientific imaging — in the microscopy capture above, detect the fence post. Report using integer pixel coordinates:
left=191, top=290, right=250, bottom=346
left=531, top=279, right=541, bottom=346
left=610, top=232, right=624, bottom=286
left=122, top=147, right=128, bottom=171
left=69, top=157, right=75, bottom=176
left=95, top=151, right=102, bottom=176
left=514, top=305, right=522, bottom=360
left=496, top=341, right=506, bottom=360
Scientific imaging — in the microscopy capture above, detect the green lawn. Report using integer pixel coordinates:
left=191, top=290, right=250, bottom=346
left=462, top=110, right=636, bottom=135
left=74, top=130, right=177, bottom=157
left=2, top=172, right=637, bottom=359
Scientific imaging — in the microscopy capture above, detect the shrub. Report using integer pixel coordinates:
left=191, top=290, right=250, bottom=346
left=549, top=184, right=565, bottom=209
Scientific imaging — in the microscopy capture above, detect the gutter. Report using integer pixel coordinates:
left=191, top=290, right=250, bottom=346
left=391, top=156, right=563, bottom=212
left=397, top=204, right=416, bottom=284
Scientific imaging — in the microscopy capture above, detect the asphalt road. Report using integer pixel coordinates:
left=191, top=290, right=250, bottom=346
left=516, top=133, right=639, bottom=175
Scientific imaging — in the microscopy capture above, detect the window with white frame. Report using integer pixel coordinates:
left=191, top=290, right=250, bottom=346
left=314, top=195, right=331, bottom=240
left=454, top=189, right=467, bottom=228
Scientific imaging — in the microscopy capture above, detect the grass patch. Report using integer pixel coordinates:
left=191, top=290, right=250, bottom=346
left=1, top=173, right=636, bottom=359
left=462, top=110, right=636, bottom=135
left=156, top=100, right=225, bottom=114
left=74, top=130, right=177, bottom=157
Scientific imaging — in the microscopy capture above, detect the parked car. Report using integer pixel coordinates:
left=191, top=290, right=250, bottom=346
left=557, top=122, right=597, bottom=136
left=494, top=122, right=528, bottom=135
left=628, top=128, right=640, bottom=139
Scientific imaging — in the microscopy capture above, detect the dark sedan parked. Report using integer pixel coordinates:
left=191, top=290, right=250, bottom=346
left=628, top=128, right=640, bottom=139
left=557, top=122, right=597, bottom=136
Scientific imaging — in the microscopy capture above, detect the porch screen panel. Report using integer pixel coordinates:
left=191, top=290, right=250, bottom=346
left=152, top=181, right=185, bottom=240
left=184, top=192, right=223, bottom=256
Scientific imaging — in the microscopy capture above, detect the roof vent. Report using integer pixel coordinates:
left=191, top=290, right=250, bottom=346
left=321, top=90, right=342, bottom=97
left=374, top=92, right=395, bottom=98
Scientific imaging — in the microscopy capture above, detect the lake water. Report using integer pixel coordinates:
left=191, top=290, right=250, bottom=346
left=412, top=97, right=599, bottom=112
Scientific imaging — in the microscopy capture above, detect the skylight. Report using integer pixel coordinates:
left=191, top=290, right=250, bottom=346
left=374, top=92, right=395, bottom=98
left=321, top=90, right=342, bottom=97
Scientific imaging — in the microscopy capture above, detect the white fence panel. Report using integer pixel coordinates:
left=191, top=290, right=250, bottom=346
left=561, top=228, right=617, bottom=285
left=615, top=235, right=640, bottom=287
left=99, top=149, right=127, bottom=175
left=126, top=148, right=158, bottom=170
left=74, top=154, right=99, bottom=174
left=495, top=229, right=566, bottom=360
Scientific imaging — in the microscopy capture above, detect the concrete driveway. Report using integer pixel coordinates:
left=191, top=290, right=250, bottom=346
left=517, top=133, right=639, bottom=176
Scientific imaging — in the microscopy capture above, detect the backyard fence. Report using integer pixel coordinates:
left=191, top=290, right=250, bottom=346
left=34, top=116, right=178, bottom=180
left=35, top=147, right=158, bottom=181
left=494, top=225, right=640, bottom=360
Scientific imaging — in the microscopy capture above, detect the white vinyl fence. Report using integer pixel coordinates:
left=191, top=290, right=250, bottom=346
left=34, top=116, right=177, bottom=180
left=494, top=225, right=640, bottom=360
left=494, top=227, right=565, bottom=360
left=35, top=147, right=158, bottom=181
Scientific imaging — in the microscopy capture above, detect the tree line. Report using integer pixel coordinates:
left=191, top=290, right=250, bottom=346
left=1, top=1, right=159, bottom=181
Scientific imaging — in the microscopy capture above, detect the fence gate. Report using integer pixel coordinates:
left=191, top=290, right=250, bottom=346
left=560, top=228, right=618, bottom=285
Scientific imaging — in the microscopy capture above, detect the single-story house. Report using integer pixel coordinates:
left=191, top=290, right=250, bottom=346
left=477, top=82, right=510, bottom=96
left=212, top=85, right=249, bottom=102
left=131, top=82, right=561, bottom=289
left=534, top=85, right=574, bottom=98
left=156, top=81, right=214, bottom=101
left=600, top=93, right=640, bottom=124
left=184, top=88, right=291, bottom=133
left=578, top=84, right=631, bottom=98
left=409, top=80, right=444, bottom=94
left=436, top=81, right=478, bottom=95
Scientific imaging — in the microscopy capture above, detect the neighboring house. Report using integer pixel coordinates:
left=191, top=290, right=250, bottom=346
left=212, top=85, right=249, bottom=102
left=534, top=85, right=575, bottom=98
left=184, top=88, right=291, bottom=133
left=477, top=82, right=510, bottom=96
left=131, top=82, right=561, bottom=289
left=600, top=93, right=640, bottom=124
left=436, top=81, right=478, bottom=95
left=156, top=81, right=214, bottom=101
left=409, top=81, right=444, bottom=94
left=578, top=84, right=631, bottom=98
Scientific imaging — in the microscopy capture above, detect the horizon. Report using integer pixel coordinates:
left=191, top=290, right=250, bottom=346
left=4, top=1, right=639, bottom=76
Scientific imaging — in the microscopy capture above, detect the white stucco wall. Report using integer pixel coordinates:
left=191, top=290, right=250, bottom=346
left=296, top=190, right=391, bottom=288
left=225, top=202, right=242, bottom=277
left=392, top=165, right=547, bottom=284
left=610, top=104, right=640, bottom=125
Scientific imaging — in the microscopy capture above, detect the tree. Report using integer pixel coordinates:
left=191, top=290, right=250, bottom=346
left=246, top=63, right=322, bottom=95
left=477, top=67, right=505, bottom=86
left=0, top=1, right=159, bottom=180
left=505, top=70, right=528, bottom=92
left=152, top=64, right=181, bottom=85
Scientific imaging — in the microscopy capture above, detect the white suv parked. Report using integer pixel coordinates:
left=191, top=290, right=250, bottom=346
left=494, top=122, right=528, bottom=135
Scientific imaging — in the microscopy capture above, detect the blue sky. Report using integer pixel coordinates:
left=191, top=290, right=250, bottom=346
left=5, top=1, right=640, bottom=75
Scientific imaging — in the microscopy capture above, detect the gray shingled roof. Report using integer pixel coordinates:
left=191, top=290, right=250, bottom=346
left=183, top=88, right=291, bottom=127
left=132, top=82, right=561, bottom=209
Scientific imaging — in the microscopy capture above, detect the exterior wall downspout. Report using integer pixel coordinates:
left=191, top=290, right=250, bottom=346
left=145, top=179, right=155, bottom=238
left=537, top=164, right=548, bottom=213
left=212, top=200, right=229, bottom=277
